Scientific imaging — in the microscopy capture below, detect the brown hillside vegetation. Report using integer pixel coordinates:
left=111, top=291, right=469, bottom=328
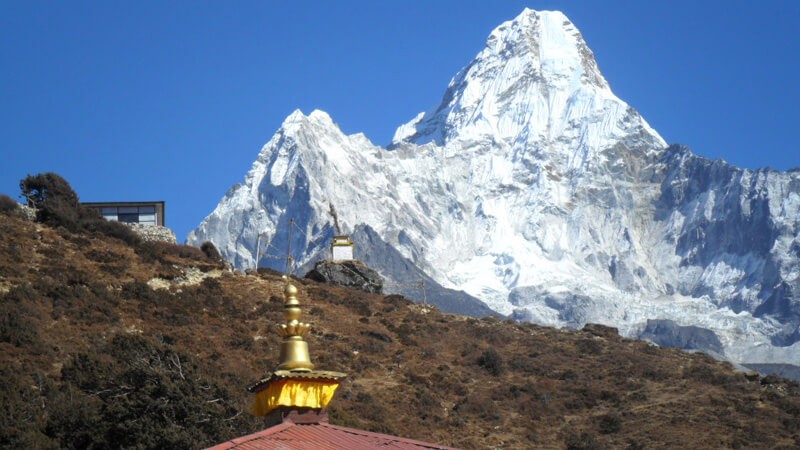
left=1, top=212, right=800, bottom=449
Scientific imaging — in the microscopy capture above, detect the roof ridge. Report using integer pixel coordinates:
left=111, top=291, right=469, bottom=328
left=320, top=422, right=458, bottom=449
left=204, top=421, right=295, bottom=449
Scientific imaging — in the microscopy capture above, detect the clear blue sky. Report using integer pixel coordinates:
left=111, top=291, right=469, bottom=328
left=1, top=1, right=798, bottom=241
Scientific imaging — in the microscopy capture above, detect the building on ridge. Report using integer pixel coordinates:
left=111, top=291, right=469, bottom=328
left=82, top=201, right=166, bottom=226
left=82, top=200, right=177, bottom=243
left=206, top=278, right=456, bottom=450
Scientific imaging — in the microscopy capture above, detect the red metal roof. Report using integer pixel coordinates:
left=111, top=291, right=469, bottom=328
left=206, top=421, right=458, bottom=450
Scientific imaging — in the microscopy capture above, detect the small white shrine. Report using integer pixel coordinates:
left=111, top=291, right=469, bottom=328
left=331, top=235, right=354, bottom=261
left=328, top=203, right=354, bottom=261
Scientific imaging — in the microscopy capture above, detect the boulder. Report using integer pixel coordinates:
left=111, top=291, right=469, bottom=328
left=304, top=260, right=383, bottom=294
left=638, top=319, right=723, bottom=354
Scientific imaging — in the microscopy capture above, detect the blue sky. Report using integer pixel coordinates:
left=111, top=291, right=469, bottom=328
left=1, top=1, right=798, bottom=241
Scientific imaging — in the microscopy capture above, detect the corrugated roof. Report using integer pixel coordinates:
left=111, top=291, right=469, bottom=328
left=206, top=421, right=458, bottom=450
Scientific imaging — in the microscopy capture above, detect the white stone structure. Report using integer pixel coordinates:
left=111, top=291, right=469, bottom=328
left=331, top=236, right=354, bottom=261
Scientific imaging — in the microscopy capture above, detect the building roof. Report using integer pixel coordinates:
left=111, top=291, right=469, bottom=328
left=81, top=200, right=165, bottom=205
left=206, top=421, right=457, bottom=450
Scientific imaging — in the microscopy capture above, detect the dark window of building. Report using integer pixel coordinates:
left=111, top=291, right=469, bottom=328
left=118, top=213, right=139, bottom=223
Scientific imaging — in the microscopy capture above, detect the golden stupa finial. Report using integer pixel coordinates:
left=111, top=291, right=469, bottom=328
left=248, top=275, right=346, bottom=417
left=276, top=276, right=314, bottom=371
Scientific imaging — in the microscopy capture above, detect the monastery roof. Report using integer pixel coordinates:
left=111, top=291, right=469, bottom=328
left=206, top=420, right=457, bottom=450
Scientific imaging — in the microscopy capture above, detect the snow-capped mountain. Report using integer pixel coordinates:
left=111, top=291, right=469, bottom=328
left=188, top=9, right=800, bottom=365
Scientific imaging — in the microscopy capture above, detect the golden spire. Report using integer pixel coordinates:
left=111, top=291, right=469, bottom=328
left=276, top=277, right=314, bottom=371
left=248, top=276, right=346, bottom=418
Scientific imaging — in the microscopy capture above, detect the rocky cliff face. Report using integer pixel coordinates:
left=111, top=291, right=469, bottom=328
left=188, top=9, right=800, bottom=365
left=656, top=147, right=800, bottom=330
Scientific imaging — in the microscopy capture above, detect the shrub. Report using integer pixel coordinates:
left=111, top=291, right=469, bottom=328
left=18, top=172, right=141, bottom=246
left=135, top=241, right=206, bottom=263
left=477, top=348, right=504, bottom=376
left=0, top=194, right=19, bottom=214
left=52, top=333, right=259, bottom=448
left=395, top=323, right=417, bottom=346
left=509, top=354, right=538, bottom=373
left=565, top=431, right=600, bottom=450
left=201, top=241, right=223, bottom=262
left=20, top=173, right=78, bottom=209
left=83, top=215, right=141, bottom=246
left=0, top=366, right=60, bottom=449
left=453, top=395, right=500, bottom=421
left=626, top=439, right=645, bottom=450
left=355, top=391, right=374, bottom=403
left=361, top=330, right=393, bottom=343
left=0, top=301, right=39, bottom=346
left=576, top=337, right=603, bottom=354
left=121, top=281, right=156, bottom=302
left=598, top=412, right=622, bottom=434
left=86, top=249, right=125, bottom=264
left=20, top=173, right=81, bottom=231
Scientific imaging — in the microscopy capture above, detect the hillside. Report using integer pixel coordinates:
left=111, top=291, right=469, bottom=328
left=1, top=209, right=799, bottom=449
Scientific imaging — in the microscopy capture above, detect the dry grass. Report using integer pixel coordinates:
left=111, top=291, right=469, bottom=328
left=1, top=213, right=799, bottom=449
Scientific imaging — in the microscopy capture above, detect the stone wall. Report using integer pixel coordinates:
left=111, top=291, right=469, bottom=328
left=125, top=223, right=177, bottom=244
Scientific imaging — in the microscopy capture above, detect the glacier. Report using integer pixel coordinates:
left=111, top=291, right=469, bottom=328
left=188, top=9, right=800, bottom=366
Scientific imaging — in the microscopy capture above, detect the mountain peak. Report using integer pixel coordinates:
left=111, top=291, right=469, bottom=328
left=280, top=109, right=336, bottom=132
left=308, top=108, right=334, bottom=122
left=282, top=108, right=307, bottom=125
left=392, top=8, right=619, bottom=147
left=489, top=8, right=606, bottom=88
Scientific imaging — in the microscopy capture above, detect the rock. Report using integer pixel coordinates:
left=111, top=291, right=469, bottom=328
left=18, top=204, right=36, bottom=221
left=304, top=260, right=383, bottom=294
left=582, top=323, right=620, bottom=339
left=743, top=371, right=761, bottom=382
left=638, top=319, right=723, bottom=354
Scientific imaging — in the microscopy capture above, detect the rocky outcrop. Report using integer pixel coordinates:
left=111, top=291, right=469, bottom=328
left=304, top=260, right=384, bottom=294
left=638, top=319, right=724, bottom=354
left=582, top=323, right=620, bottom=339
